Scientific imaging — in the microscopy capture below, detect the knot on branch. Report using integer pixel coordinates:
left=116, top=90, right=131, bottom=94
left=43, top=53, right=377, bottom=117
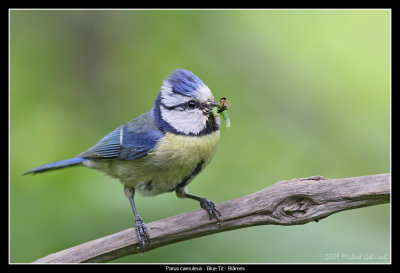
left=273, top=195, right=317, bottom=224
left=283, top=196, right=315, bottom=216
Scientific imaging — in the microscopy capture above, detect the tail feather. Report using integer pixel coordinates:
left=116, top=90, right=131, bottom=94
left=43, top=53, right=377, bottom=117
left=22, top=157, right=85, bottom=175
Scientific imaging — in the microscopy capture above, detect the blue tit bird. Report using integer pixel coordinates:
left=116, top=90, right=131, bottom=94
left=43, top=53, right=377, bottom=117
left=23, top=68, right=223, bottom=251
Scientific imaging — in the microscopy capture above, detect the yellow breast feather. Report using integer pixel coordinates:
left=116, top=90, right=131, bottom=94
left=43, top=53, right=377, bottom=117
left=151, top=131, right=220, bottom=167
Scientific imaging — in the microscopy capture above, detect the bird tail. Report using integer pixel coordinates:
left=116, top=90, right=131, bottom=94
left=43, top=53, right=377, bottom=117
left=22, top=157, right=85, bottom=175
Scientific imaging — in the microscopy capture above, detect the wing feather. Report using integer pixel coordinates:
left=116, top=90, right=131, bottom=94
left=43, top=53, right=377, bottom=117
left=79, top=109, right=164, bottom=160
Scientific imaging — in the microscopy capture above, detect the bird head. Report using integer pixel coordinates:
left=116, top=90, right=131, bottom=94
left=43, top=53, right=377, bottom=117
left=154, top=69, right=220, bottom=136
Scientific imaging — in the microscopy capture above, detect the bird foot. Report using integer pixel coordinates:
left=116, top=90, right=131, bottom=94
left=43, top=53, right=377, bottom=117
left=200, top=198, right=222, bottom=224
left=134, top=217, right=150, bottom=253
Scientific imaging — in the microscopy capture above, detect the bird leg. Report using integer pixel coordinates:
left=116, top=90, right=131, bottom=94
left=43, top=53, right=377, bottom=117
left=125, top=186, right=150, bottom=253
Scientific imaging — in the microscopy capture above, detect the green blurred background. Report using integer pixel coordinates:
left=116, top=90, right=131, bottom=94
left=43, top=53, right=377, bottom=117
left=10, top=9, right=390, bottom=263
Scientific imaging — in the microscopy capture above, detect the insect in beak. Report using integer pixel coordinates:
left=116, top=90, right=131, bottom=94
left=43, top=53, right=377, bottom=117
left=211, top=97, right=231, bottom=128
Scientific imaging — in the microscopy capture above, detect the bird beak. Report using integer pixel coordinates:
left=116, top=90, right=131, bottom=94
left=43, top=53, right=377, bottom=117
left=209, top=101, right=218, bottom=108
left=203, top=101, right=217, bottom=116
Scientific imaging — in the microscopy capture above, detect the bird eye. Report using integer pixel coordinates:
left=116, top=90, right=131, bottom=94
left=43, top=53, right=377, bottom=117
left=187, top=100, right=196, bottom=109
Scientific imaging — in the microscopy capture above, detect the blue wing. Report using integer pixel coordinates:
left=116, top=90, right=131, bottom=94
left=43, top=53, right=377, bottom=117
left=79, top=108, right=164, bottom=160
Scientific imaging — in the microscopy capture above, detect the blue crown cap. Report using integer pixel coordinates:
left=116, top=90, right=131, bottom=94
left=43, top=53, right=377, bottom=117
left=166, top=69, right=205, bottom=97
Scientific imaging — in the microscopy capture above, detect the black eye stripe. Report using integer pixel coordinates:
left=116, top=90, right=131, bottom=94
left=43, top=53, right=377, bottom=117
left=187, top=100, right=197, bottom=109
left=161, top=101, right=200, bottom=110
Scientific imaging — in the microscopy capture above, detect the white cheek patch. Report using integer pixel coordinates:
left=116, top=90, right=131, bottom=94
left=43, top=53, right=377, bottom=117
left=160, top=105, right=207, bottom=135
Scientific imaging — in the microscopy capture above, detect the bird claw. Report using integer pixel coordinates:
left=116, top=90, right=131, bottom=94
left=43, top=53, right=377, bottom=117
left=134, top=217, right=150, bottom=253
left=200, top=198, right=222, bottom=225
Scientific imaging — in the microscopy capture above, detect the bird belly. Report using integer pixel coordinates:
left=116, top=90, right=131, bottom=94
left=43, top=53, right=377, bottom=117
left=84, top=131, right=220, bottom=196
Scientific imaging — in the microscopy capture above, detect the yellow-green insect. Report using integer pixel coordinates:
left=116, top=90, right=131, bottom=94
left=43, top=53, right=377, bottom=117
left=212, top=97, right=231, bottom=128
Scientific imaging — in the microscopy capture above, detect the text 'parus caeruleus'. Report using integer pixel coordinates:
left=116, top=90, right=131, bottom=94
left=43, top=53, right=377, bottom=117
left=23, top=69, right=226, bottom=252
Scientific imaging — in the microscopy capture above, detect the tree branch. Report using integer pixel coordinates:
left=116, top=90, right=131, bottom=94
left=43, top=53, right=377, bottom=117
left=33, top=173, right=390, bottom=263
